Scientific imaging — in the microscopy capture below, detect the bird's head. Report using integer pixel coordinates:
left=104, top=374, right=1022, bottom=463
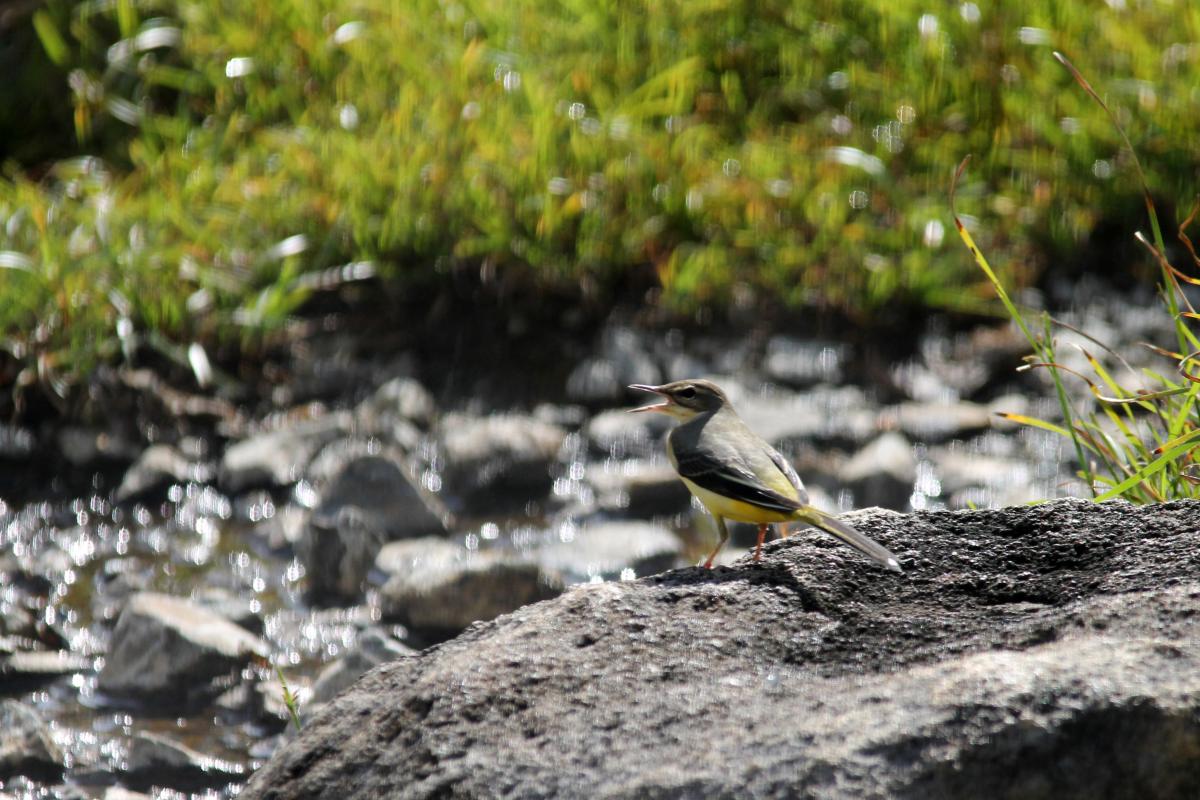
left=627, top=379, right=729, bottom=419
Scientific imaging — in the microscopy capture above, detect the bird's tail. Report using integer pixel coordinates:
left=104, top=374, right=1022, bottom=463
left=794, top=507, right=903, bottom=573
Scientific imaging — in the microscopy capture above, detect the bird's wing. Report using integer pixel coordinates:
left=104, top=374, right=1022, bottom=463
left=764, top=444, right=810, bottom=506
left=672, top=444, right=803, bottom=514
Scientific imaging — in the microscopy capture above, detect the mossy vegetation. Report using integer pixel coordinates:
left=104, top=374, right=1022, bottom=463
left=2, top=0, right=1199, bottom=391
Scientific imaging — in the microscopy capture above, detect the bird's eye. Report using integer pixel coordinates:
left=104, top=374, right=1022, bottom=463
left=677, top=386, right=696, bottom=399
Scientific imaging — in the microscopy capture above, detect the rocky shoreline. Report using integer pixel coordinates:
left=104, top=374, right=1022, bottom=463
left=241, top=500, right=1200, bottom=800
left=0, top=297, right=1189, bottom=797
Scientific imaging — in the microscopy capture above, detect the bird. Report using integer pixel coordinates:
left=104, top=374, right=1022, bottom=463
left=628, top=379, right=902, bottom=572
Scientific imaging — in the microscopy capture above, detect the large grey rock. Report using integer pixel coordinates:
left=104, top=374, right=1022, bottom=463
left=437, top=413, right=566, bottom=512
left=839, top=431, right=917, bottom=510
left=376, top=538, right=563, bottom=635
left=241, top=500, right=1200, bottom=800
left=301, top=455, right=450, bottom=602
left=0, top=700, right=63, bottom=781
left=98, top=593, right=268, bottom=710
left=533, top=521, right=685, bottom=581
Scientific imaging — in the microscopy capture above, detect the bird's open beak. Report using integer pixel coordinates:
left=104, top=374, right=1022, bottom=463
left=627, top=384, right=672, bottom=413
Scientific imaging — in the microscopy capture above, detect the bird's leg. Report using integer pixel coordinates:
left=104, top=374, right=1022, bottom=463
left=702, top=516, right=730, bottom=569
left=779, top=523, right=790, bottom=539
left=753, top=523, right=769, bottom=562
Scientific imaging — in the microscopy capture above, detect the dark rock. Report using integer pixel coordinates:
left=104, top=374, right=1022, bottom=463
left=0, top=424, right=35, bottom=460
left=533, top=521, right=685, bottom=581
left=116, top=444, right=213, bottom=502
left=193, top=588, right=265, bottom=636
left=566, top=325, right=661, bottom=405
left=376, top=538, right=563, bottom=635
left=219, top=414, right=350, bottom=493
left=124, top=732, right=245, bottom=792
left=762, top=335, right=848, bottom=386
left=0, top=700, right=64, bottom=781
left=839, top=431, right=917, bottom=510
left=97, top=592, right=268, bottom=711
left=241, top=500, right=1200, bottom=800
left=56, top=425, right=139, bottom=467
left=437, top=413, right=566, bottom=513
left=588, top=460, right=692, bottom=517
left=0, top=650, right=93, bottom=693
left=216, top=676, right=305, bottom=732
left=301, top=455, right=450, bottom=603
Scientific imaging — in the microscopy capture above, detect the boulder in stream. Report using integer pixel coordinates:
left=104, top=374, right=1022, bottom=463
left=98, top=593, right=268, bottom=711
left=0, top=700, right=64, bottom=782
left=300, top=455, right=450, bottom=603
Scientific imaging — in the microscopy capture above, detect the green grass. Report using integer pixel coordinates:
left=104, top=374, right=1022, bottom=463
left=3, top=0, right=1200, bottom=394
left=952, top=54, right=1200, bottom=503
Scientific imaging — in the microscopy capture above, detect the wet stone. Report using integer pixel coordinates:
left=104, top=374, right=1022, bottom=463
left=437, top=413, right=567, bottom=513
left=356, top=376, right=437, bottom=430
left=375, top=538, right=563, bottom=635
left=218, top=414, right=350, bottom=493
left=124, top=732, right=246, bottom=792
left=0, top=700, right=64, bottom=782
left=116, top=444, right=212, bottom=502
left=839, top=432, right=917, bottom=511
left=193, top=587, right=265, bottom=636
left=301, top=455, right=450, bottom=603
left=0, top=650, right=92, bottom=693
left=97, top=592, right=268, bottom=711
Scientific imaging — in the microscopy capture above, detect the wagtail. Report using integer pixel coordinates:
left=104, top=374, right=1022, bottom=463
left=629, top=379, right=902, bottom=572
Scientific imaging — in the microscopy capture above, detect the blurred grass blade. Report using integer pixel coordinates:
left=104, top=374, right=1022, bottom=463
left=32, top=10, right=70, bottom=66
left=995, top=413, right=1070, bottom=437
left=949, top=157, right=1036, bottom=347
left=1094, top=430, right=1200, bottom=502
